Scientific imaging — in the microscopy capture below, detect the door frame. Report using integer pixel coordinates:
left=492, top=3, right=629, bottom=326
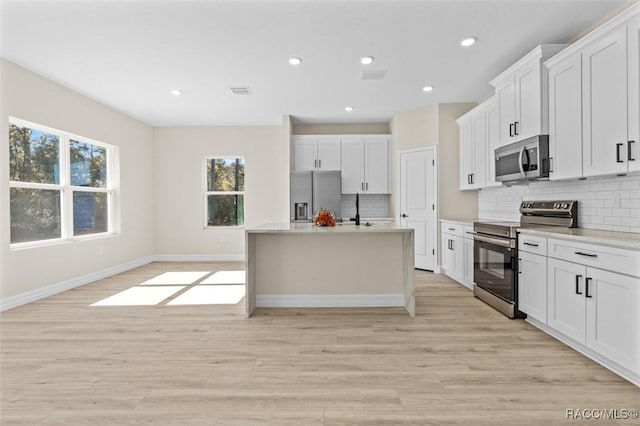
left=396, top=146, right=439, bottom=272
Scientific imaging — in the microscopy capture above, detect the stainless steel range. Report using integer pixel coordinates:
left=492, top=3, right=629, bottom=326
left=473, top=200, right=578, bottom=318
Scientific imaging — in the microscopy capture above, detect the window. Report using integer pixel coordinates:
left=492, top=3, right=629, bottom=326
left=204, top=158, right=245, bottom=227
left=9, top=118, right=118, bottom=246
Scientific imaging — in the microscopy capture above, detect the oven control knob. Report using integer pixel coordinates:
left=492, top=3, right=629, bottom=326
left=527, top=203, right=533, bottom=208
left=562, top=203, right=569, bottom=209
left=554, top=202, right=561, bottom=209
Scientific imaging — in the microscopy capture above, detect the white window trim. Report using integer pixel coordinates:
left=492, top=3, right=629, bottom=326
left=202, top=156, right=245, bottom=229
left=9, top=117, right=120, bottom=249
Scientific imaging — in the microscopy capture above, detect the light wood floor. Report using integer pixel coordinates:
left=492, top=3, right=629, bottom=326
left=1, top=262, right=638, bottom=425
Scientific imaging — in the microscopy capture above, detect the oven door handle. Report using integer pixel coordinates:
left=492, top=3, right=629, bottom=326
left=473, top=234, right=515, bottom=248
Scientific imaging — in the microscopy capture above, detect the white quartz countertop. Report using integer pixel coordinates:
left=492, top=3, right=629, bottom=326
left=247, top=222, right=413, bottom=234
left=439, top=218, right=478, bottom=226
left=518, top=227, right=640, bottom=250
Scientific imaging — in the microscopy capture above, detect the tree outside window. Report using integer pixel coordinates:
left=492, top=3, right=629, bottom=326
left=205, top=158, right=245, bottom=227
left=9, top=118, right=117, bottom=246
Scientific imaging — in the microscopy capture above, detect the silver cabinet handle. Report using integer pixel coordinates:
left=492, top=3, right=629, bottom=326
left=365, top=182, right=368, bottom=191
left=319, top=159, right=322, bottom=168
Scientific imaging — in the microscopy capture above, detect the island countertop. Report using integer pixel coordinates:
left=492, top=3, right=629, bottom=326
left=247, top=222, right=413, bottom=234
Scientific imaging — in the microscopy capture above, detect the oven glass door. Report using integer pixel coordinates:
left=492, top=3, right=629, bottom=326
left=474, top=239, right=516, bottom=303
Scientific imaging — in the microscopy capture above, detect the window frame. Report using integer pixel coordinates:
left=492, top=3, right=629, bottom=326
left=202, top=156, right=245, bottom=229
left=9, top=117, right=120, bottom=249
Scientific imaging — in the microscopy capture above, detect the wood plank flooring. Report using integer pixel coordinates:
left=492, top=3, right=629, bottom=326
left=1, top=262, right=639, bottom=425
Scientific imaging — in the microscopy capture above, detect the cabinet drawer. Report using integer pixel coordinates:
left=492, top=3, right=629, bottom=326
left=463, top=225, right=475, bottom=239
left=518, top=233, right=547, bottom=255
left=548, top=238, right=640, bottom=278
left=441, top=222, right=464, bottom=237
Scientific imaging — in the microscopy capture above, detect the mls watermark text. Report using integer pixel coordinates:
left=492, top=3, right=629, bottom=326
left=566, top=408, right=638, bottom=420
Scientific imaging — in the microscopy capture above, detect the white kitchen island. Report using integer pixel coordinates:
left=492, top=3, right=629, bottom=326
left=245, top=223, right=415, bottom=317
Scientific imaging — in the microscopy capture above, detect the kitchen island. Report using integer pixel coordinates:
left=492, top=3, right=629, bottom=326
left=245, top=223, right=415, bottom=317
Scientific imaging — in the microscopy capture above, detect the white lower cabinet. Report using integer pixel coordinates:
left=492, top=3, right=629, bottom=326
left=547, top=258, right=587, bottom=343
left=518, top=251, right=548, bottom=323
left=586, top=268, right=640, bottom=373
left=441, top=233, right=464, bottom=283
left=440, top=221, right=474, bottom=289
left=547, top=254, right=640, bottom=375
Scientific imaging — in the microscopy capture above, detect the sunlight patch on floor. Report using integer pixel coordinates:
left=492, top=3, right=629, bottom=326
left=91, top=286, right=185, bottom=306
left=166, top=285, right=245, bottom=305
left=140, top=271, right=211, bottom=285
left=200, top=270, right=246, bottom=285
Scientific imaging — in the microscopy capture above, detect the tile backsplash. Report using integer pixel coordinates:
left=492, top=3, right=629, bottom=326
left=341, top=194, right=391, bottom=219
left=478, top=175, right=640, bottom=233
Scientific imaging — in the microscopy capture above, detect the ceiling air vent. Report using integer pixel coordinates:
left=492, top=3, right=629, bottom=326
left=360, top=69, right=387, bottom=80
left=229, top=86, right=253, bottom=95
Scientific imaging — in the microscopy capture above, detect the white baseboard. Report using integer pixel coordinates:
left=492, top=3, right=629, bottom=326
left=0, top=256, right=154, bottom=312
left=256, top=293, right=404, bottom=308
left=152, top=254, right=245, bottom=262
left=527, top=317, right=640, bottom=388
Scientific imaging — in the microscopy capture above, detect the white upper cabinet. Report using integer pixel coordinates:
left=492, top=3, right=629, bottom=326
left=547, top=53, right=583, bottom=180
left=545, top=6, right=640, bottom=179
left=490, top=45, right=568, bottom=147
left=457, top=97, right=498, bottom=190
left=628, top=16, right=640, bottom=173
left=292, top=136, right=341, bottom=171
left=582, top=25, right=629, bottom=176
left=341, top=136, right=390, bottom=194
left=485, top=99, right=501, bottom=187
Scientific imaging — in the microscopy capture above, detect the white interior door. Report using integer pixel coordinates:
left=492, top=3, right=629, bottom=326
left=400, top=148, right=436, bottom=271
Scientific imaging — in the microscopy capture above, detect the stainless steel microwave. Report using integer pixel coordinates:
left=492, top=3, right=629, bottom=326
left=495, top=135, right=550, bottom=183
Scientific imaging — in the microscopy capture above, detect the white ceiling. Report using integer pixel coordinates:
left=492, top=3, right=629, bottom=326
left=0, top=0, right=628, bottom=126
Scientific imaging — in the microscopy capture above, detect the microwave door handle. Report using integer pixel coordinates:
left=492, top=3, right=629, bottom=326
left=518, top=146, right=526, bottom=177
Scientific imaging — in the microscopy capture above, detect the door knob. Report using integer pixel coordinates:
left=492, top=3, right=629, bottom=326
left=401, top=213, right=409, bottom=218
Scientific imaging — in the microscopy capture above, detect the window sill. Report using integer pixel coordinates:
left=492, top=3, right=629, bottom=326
left=204, top=226, right=246, bottom=230
left=10, top=232, right=119, bottom=251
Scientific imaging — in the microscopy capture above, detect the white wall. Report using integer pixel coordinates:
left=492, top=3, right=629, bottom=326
left=1, top=59, right=154, bottom=299
left=153, top=126, right=289, bottom=257
left=479, top=175, right=640, bottom=233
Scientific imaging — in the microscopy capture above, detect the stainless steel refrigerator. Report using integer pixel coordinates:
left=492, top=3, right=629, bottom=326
left=290, top=171, right=342, bottom=222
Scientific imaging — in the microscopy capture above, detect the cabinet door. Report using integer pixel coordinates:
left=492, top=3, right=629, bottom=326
left=364, top=138, right=389, bottom=193
left=628, top=17, right=640, bottom=173
left=485, top=99, right=501, bottom=187
left=451, top=235, right=465, bottom=282
left=518, top=251, right=548, bottom=323
left=548, top=53, right=583, bottom=180
left=459, top=119, right=474, bottom=190
left=496, top=79, right=516, bottom=146
left=441, top=234, right=454, bottom=276
left=471, top=112, right=487, bottom=188
left=586, top=268, right=640, bottom=372
left=582, top=25, right=629, bottom=177
left=463, top=236, right=474, bottom=289
left=317, top=138, right=341, bottom=171
left=514, top=60, right=542, bottom=141
left=341, top=139, right=365, bottom=193
left=547, top=258, right=586, bottom=344
left=293, top=137, right=318, bottom=171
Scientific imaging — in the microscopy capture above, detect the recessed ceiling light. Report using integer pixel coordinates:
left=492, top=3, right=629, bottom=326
left=460, top=37, right=477, bottom=47
left=345, top=106, right=354, bottom=112
left=360, top=56, right=374, bottom=65
left=289, top=57, right=302, bottom=66
left=422, top=86, right=434, bottom=93
left=170, top=89, right=182, bottom=96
